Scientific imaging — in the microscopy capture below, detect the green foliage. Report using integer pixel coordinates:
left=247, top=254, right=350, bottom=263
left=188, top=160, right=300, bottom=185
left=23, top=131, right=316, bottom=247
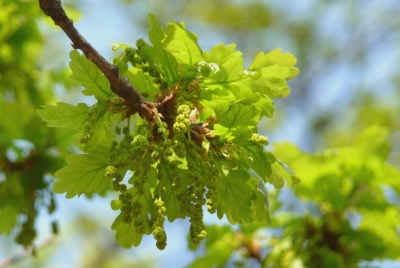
left=53, top=144, right=110, bottom=198
left=190, top=126, right=400, bottom=267
left=140, top=13, right=179, bottom=86
left=0, top=0, right=77, bottom=247
left=37, top=102, right=89, bottom=128
left=216, top=170, right=255, bottom=224
left=69, top=50, right=113, bottom=98
left=162, top=22, right=203, bottom=70
left=183, top=1, right=273, bottom=31
left=38, top=13, right=299, bottom=250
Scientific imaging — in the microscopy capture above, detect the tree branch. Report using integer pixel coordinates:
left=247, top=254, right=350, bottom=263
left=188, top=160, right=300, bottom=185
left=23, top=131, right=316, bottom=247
left=38, top=0, right=147, bottom=112
left=0, top=235, right=56, bottom=268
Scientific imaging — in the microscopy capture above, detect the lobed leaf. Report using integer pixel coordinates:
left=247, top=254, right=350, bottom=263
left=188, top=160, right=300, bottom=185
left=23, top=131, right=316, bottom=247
left=269, top=162, right=285, bottom=189
left=83, top=111, right=115, bottom=152
left=252, top=93, right=274, bottom=118
left=198, top=87, right=236, bottom=119
left=239, top=141, right=276, bottom=180
left=162, top=22, right=203, bottom=70
left=204, top=57, right=245, bottom=85
left=212, top=124, right=241, bottom=142
left=125, top=68, right=159, bottom=102
left=69, top=50, right=112, bottom=98
left=203, top=43, right=242, bottom=65
left=37, top=102, right=88, bottom=128
left=200, top=43, right=281, bottom=121
left=217, top=170, right=254, bottom=223
left=140, top=13, right=179, bottom=85
left=202, top=44, right=246, bottom=92
left=248, top=172, right=271, bottom=224
left=53, top=144, right=110, bottom=198
left=249, top=65, right=292, bottom=98
left=249, top=48, right=299, bottom=79
left=276, top=159, right=301, bottom=186
left=218, top=103, right=258, bottom=129
left=111, top=214, right=143, bottom=249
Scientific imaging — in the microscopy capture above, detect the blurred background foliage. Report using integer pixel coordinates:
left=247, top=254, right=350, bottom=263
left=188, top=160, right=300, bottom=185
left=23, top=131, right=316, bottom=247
left=0, top=0, right=76, bottom=249
left=0, top=0, right=399, bottom=267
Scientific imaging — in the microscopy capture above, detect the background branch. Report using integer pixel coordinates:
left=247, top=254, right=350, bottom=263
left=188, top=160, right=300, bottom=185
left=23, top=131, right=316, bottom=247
left=38, top=0, right=146, bottom=111
left=0, top=236, right=56, bottom=268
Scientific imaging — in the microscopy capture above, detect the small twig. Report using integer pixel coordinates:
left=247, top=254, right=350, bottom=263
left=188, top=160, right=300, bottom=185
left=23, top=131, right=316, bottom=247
left=38, top=0, right=147, bottom=112
left=0, top=235, right=56, bottom=268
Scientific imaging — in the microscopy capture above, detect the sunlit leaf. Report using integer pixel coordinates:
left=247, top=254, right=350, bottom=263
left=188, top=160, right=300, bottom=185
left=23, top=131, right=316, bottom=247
left=249, top=169, right=271, bottom=223
left=162, top=22, right=203, bottom=70
left=140, top=13, right=179, bottom=85
left=69, top=50, right=112, bottom=98
left=217, top=170, right=254, bottom=223
left=111, top=214, right=143, bottom=249
left=249, top=48, right=299, bottom=79
left=53, top=144, right=110, bottom=198
left=37, top=102, right=88, bottom=128
left=125, top=68, right=159, bottom=102
left=240, top=141, right=275, bottom=180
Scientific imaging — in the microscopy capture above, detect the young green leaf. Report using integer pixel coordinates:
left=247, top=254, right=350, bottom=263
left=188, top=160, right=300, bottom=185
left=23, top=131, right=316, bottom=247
left=140, top=13, right=179, bottom=85
left=249, top=48, right=299, bottom=79
left=202, top=44, right=246, bottom=91
left=53, top=144, right=110, bottom=198
left=203, top=43, right=242, bottom=65
left=212, top=125, right=238, bottom=141
left=217, top=170, right=254, bottom=223
left=198, top=87, right=236, bottom=119
left=248, top=171, right=271, bottom=224
left=269, top=162, right=285, bottom=189
left=218, top=103, right=258, bottom=129
left=69, top=50, right=112, bottom=98
left=79, top=110, right=114, bottom=152
left=162, top=22, right=203, bottom=70
left=201, top=44, right=272, bottom=113
left=276, top=159, right=301, bottom=186
left=37, top=102, right=88, bottom=128
left=204, top=56, right=245, bottom=85
left=111, top=214, right=143, bottom=249
left=239, top=141, right=275, bottom=180
left=252, top=93, right=274, bottom=118
left=125, top=68, right=159, bottom=102
left=249, top=65, right=292, bottom=98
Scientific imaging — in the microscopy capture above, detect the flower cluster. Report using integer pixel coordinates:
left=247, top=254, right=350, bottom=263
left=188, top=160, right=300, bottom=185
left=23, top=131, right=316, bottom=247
left=251, top=133, right=269, bottom=145
left=151, top=198, right=167, bottom=250
left=80, top=106, right=98, bottom=144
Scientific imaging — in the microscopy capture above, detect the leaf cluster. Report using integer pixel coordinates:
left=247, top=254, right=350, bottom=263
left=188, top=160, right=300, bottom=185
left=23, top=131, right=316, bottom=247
left=37, top=13, right=299, bottom=249
left=189, top=126, right=400, bottom=267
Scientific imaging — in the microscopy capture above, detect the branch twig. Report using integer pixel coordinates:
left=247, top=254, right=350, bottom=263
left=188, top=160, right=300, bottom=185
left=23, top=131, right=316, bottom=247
left=38, top=0, right=147, bottom=113
left=0, top=235, right=56, bottom=268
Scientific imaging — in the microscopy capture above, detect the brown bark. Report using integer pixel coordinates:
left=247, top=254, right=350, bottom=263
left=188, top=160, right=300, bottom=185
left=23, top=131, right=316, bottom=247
left=39, top=0, right=147, bottom=113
